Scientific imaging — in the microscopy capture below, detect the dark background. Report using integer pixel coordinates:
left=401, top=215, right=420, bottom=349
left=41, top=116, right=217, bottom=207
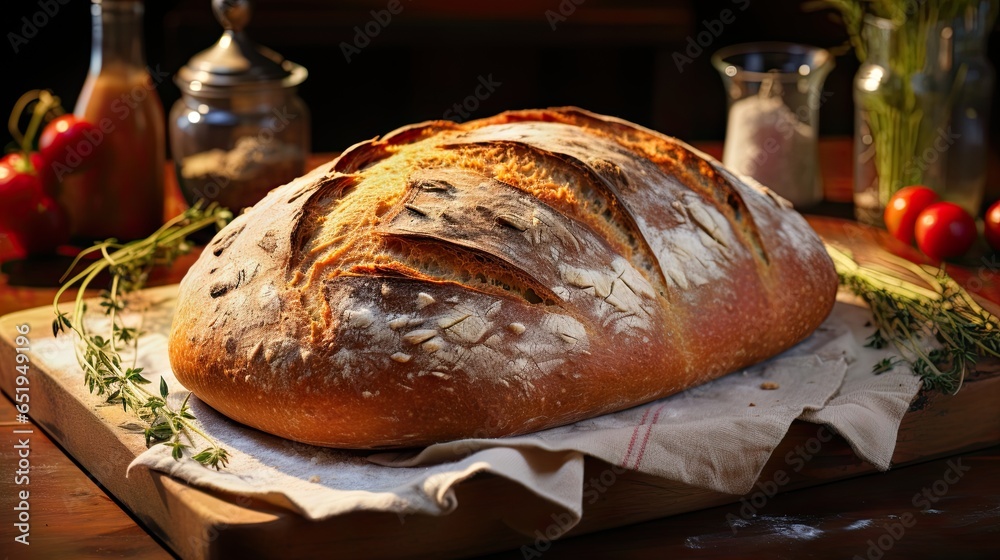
left=2, top=0, right=999, bottom=155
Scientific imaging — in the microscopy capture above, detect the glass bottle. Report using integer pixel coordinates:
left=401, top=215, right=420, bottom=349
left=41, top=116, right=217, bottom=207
left=853, top=16, right=951, bottom=226
left=60, top=0, right=165, bottom=242
left=943, top=0, right=996, bottom=216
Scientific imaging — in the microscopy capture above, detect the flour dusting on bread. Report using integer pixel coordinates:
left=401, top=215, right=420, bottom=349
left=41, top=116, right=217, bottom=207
left=168, top=107, right=838, bottom=448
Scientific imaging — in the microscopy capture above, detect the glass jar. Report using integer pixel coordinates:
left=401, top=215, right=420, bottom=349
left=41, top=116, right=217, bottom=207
left=60, top=0, right=165, bottom=242
left=169, top=80, right=309, bottom=214
left=712, top=43, right=833, bottom=209
left=943, top=0, right=996, bottom=216
left=853, top=15, right=952, bottom=226
left=169, top=0, right=309, bottom=214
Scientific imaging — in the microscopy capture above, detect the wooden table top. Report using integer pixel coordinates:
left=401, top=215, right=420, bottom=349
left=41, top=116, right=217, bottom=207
left=2, top=138, right=999, bottom=559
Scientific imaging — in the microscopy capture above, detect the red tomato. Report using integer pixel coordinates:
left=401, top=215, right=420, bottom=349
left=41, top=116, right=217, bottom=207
left=1, top=151, right=55, bottom=196
left=884, top=186, right=939, bottom=245
left=0, top=161, right=45, bottom=228
left=38, top=114, right=99, bottom=175
left=15, top=195, right=71, bottom=256
left=0, top=160, right=69, bottom=257
left=985, top=200, right=1000, bottom=251
left=0, top=196, right=70, bottom=258
left=914, top=202, right=977, bottom=261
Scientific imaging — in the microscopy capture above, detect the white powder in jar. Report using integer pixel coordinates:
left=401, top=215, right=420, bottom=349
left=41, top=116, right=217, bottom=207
left=722, top=94, right=821, bottom=208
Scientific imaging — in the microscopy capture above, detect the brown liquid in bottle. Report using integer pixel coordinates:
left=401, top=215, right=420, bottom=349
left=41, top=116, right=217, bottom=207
left=60, top=0, right=164, bottom=242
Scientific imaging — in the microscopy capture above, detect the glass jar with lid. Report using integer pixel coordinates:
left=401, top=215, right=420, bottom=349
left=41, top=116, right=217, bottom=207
left=170, top=0, right=309, bottom=214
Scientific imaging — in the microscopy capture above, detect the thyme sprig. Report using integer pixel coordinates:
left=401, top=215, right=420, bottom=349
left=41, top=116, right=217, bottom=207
left=52, top=203, right=234, bottom=469
left=829, top=244, right=1000, bottom=394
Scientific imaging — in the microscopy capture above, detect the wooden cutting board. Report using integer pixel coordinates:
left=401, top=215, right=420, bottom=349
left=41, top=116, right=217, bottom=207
left=1, top=217, right=999, bottom=559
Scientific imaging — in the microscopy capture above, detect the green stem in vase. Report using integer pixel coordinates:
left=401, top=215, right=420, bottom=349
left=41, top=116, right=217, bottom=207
left=821, top=0, right=992, bottom=211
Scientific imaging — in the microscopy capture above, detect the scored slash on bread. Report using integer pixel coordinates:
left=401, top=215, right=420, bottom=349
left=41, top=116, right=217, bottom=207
left=169, top=107, right=837, bottom=449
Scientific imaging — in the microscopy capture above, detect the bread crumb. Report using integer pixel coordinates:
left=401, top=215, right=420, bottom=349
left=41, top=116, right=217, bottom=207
left=749, top=402, right=756, bottom=407
left=760, top=382, right=780, bottom=390
left=308, top=475, right=321, bottom=483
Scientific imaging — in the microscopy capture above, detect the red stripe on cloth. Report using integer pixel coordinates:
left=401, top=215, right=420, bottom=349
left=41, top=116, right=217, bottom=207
left=620, top=407, right=653, bottom=469
left=630, top=404, right=667, bottom=470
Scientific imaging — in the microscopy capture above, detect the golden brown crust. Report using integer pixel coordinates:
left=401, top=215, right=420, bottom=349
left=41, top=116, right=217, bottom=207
left=168, top=107, right=838, bottom=448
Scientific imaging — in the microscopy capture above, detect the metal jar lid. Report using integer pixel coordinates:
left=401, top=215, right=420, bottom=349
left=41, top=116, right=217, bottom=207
left=175, top=0, right=307, bottom=94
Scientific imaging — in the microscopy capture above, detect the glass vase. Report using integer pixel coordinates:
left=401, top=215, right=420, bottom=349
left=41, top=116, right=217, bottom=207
left=943, top=0, right=996, bottom=216
left=853, top=15, right=952, bottom=226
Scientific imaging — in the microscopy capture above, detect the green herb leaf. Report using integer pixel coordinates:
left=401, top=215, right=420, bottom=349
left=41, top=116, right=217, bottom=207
left=168, top=441, right=189, bottom=461
left=52, top=202, right=234, bottom=469
left=872, top=357, right=900, bottom=375
left=829, top=244, right=1000, bottom=394
left=192, top=447, right=230, bottom=470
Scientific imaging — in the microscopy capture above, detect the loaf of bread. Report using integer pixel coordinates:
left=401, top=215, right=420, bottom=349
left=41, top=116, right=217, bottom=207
left=168, top=107, right=837, bottom=448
